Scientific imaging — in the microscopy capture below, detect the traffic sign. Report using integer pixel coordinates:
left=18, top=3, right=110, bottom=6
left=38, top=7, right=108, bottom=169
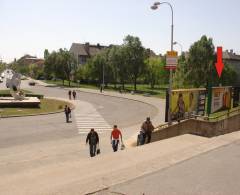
left=166, top=51, right=178, bottom=70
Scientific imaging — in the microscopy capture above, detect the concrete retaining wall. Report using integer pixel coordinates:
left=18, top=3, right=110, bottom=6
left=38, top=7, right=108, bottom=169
left=152, top=114, right=240, bottom=142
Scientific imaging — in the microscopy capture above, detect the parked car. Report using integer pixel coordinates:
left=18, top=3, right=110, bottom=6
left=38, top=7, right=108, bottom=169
left=29, top=81, right=36, bottom=86
left=0, top=77, right=3, bottom=83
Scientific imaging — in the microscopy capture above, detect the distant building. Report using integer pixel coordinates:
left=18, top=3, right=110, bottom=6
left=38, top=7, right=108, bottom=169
left=70, top=42, right=107, bottom=65
left=70, top=42, right=157, bottom=66
left=18, top=55, right=44, bottom=67
left=223, top=50, right=240, bottom=85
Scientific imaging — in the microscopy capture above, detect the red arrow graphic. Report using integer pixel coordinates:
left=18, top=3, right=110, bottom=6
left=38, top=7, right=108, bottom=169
left=215, top=47, right=224, bottom=78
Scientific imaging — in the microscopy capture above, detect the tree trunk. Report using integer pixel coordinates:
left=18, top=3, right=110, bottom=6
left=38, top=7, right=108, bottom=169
left=134, top=77, right=137, bottom=91
left=68, top=79, right=70, bottom=87
left=62, top=79, right=64, bottom=86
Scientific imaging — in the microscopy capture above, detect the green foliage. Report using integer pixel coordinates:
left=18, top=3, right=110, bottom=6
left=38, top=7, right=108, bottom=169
left=123, top=35, right=147, bottom=91
left=173, top=54, right=189, bottom=88
left=44, top=49, right=77, bottom=86
left=145, top=57, right=168, bottom=89
left=186, top=35, right=215, bottom=87
left=29, top=63, right=43, bottom=79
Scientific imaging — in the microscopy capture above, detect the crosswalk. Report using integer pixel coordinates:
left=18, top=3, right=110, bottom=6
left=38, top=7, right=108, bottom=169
left=74, top=100, right=112, bottom=134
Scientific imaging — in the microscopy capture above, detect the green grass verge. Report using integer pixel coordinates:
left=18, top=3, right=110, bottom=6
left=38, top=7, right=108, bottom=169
left=45, top=80, right=167, bottom=98
left=0, top=89, right=32, bottom=94
left=209, top=106, right=240, bottom=121
left=0, top=98, right=72, bottom=117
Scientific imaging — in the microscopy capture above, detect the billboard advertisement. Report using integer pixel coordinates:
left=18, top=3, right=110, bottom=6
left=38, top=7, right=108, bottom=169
left=170, top=88, right=206, bottom=121
left=211, top=87, right=232, bottom=113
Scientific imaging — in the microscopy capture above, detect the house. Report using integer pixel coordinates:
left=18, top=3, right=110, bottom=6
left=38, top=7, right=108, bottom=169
left=70, top=42, right=157, bottom=66
left=18, top=55, right=44, bottom=67
left=70, top=42, right=107, bottom=66
left=223, top=50, right=240, bottom=85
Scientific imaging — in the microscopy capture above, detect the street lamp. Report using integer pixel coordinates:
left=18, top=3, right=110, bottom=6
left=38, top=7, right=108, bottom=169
left=151, top=1, right=174, bottom=125
left=173, top=41, right=183, bottom=54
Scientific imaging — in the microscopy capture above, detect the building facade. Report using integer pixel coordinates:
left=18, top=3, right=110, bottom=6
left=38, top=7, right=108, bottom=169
left=223, top=50, right=240, bottom=85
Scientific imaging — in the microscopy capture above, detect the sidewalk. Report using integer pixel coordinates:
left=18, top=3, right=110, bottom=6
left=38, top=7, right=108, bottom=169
left=1, top=131, right=240, bottom=195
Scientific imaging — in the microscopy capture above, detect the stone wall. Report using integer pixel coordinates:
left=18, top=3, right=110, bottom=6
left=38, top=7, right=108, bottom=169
left=151, top=114, right=240, bottom=142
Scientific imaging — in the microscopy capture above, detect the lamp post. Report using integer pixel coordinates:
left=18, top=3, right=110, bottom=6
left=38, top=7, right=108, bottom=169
left=173, top=41, right=183, bottom=54
left=151, top=1, right=174, bottom=125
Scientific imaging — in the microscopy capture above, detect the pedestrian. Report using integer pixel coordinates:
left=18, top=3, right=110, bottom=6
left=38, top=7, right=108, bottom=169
left=64, top=105, right=69, bottom=123
left=141, top=117, right=154, bottom=144
left=100, top=85, right=103, bottom=93
left=137, top=130, right=145, bottom=146
left=86, top=128, right=99, bottom=157
left=110, top=125, right=123, bottom=152
left=68, top=90, right=72, bottom=100
left=72, top=90, right=76, bottom=100
left=67, top=106, right=71, bottom=119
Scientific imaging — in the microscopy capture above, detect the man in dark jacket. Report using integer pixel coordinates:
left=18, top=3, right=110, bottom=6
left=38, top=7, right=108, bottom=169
left=86, top=128, right=99, bottom=157
left=141, top=117, right=154, bottom=144
left=64, top=105, right=69, bottom=123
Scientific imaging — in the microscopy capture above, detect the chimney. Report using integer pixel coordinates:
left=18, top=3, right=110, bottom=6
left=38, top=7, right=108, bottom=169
left=85, top=42, right=90, bottom=55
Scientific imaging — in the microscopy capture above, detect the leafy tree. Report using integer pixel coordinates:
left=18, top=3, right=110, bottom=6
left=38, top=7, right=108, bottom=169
left=87, top=52, right=107, bottom=85
left=108, top=46, right=128, bottom=89
left=212, top=63, right=238, bottom=86
left=123, top=35, right=147, bottom=91
left=44, top=49, right=76, bottom=86
left=145, top=57, right=166, bottom=89
left=173, top=54, right=188, bottom=88
left=187, top=35, right=215, bottom=87
left=28, top=63, right=43, bottom=79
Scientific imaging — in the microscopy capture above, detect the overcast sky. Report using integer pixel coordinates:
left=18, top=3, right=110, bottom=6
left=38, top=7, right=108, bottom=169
left=0, top=0, right=240, bottom=62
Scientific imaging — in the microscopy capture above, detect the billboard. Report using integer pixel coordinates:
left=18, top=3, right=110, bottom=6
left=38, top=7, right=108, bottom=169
left=211, top=87, right=232, bottom=113
left=170, top=88, right=206, bottom=121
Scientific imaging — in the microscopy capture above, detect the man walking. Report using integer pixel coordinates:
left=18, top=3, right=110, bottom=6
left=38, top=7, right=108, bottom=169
left=141, top=117, right=154, bottom=144
left=72, top=90, right=76, bottom=100
left=68, top=90, right=72, bottom=100
left=64, top=105, right=70, bottom=123
left=86, top=128, right=99, bottom=157
left=110, top=125, right=123, bottom=152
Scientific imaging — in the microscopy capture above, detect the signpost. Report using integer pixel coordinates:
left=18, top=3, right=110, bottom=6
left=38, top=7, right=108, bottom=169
left=165, top=51, right=178, bottom=69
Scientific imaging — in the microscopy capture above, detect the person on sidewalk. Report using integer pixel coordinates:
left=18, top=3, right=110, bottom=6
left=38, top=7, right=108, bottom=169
left=72, top=90, right=76, bottom=100
left=141, top=117, right=154, bottom=144
left=86, top=128, right=99, bottom=157
left=68, top=90, right=72, bottom=100
left=110, top=125, right=123, bottom=152
left=64, top=105, right=70, bottom=123
left=67, top=106, right=71, bottom=119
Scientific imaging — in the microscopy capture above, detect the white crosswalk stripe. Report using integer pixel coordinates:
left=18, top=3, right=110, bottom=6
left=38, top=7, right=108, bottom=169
left=74, top=100, right=112, bottom=134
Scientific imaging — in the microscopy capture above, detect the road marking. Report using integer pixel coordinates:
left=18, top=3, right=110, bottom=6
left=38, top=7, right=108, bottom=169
left=73, top=100, right=112, bottom=134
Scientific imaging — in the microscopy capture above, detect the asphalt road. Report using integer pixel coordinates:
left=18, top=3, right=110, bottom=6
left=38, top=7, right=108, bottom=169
left=0, top=79, right=158, bottom=177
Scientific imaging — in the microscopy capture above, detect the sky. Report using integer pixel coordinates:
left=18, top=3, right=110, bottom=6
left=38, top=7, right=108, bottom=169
left=0, top=0, right=240, bottom=62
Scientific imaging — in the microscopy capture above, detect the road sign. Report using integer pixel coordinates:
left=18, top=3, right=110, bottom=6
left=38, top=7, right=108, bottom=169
left=165, top=51, right=178, bottom=69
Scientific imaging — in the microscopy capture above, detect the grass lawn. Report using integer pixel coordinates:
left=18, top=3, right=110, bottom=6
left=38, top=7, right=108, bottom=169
left=45, top=80, right=167, bottom=98
left=0, top=98, right=72, bottom=117
left=0, top=89, right=32, bottom=94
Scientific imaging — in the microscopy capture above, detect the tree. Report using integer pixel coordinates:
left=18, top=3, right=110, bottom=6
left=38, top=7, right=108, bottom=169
left=186, top=35, right=215, bottom=87
left=145, top=57, right=167, bottom=89
left=108, top=46, right=129, bottom=89
left=44, top=49, right=76, bottom=86
left=123, top=35, right=147, bottom=91
left=212, top=63, right=238, bottom=86
left=29, top=63, right=43, bottom=79
left=173, top=54, right=188, bottom=88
